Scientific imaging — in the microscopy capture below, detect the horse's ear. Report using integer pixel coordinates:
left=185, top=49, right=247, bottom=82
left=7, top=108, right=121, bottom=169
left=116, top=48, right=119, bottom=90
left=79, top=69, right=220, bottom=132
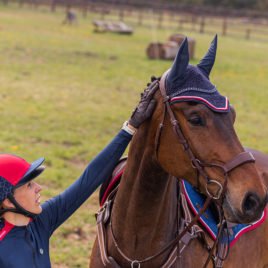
left=197, top=35, right=217, bottom=77
left=166, top=37, right=189, bottom=90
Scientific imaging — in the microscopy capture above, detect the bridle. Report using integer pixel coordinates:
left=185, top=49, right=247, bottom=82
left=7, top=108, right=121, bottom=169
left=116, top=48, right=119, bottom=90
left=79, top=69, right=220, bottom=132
left=98, top=71, right=256, bottom=268
left=156, top=70, right=256, bottom=202
left=153, top=70, right=256, bottom=266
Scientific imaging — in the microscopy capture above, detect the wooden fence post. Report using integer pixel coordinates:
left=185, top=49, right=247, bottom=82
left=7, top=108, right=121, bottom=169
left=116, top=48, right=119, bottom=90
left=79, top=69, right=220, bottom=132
left=178, top=18, right=183, bottom=31
left=65, top=0, right=71, bottom=13
left=101, top=8, right=106, bottom=20
left=191, top=15, right=196, bottom=31
left=88, top=2, right=94, bottom=12
left=51, top=0, right=56, bottom=12
left=222, top=18, right=227, bottom=36
left=32, top=0, right=38, bottom=9
left=19, top=0, right=24, bottom=7
left=245, top=29, right=251, bottom=39
left=169, top=12, right=174, bottom=28
left=138, top=9, right=143, bottom=26
left=200, top=17, right=205, bottom=33
left=158, top=11, right=163, bottom=29
left=127, top=8, right=132, bottom=17
left=119, top=8, right=124, bottom=21
left=82, top=0, right=88, bottom=17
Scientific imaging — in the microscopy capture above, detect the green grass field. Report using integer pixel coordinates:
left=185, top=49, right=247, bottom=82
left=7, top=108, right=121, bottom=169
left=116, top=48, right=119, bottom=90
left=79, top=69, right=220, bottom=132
left=0, top=3, right=268, bottom=268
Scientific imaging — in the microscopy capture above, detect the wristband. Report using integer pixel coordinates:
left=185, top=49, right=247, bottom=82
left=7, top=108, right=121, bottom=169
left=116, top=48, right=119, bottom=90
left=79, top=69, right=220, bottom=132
left=122, top=121, right=136, bottom=136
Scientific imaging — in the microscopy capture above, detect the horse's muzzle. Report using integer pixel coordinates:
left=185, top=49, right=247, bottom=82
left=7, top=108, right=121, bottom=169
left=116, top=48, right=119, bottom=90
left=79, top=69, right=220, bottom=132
left=224, top=190, right=268, bottom=224
left=241, top=191, right=268, bottom=222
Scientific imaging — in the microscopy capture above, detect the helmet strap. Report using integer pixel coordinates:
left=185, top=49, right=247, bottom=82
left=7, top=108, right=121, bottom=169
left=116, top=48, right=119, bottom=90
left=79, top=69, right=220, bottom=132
left=2, top=194, right=38, bottom=219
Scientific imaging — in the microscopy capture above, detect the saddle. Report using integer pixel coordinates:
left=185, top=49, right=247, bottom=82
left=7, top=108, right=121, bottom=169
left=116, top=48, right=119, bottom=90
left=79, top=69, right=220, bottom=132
left=99, top=157, right=127, bottom=206
left=97, top=158, right=267, bottom=267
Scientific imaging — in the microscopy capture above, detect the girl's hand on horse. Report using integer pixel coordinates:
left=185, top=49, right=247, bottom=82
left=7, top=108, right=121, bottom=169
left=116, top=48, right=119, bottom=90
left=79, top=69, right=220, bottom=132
left=128, top=78, right=159, bottom=129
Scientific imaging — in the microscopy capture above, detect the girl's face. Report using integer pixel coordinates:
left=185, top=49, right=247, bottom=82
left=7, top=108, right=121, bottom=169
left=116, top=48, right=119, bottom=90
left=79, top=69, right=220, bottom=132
left=13, top=181, right=42, bottom=214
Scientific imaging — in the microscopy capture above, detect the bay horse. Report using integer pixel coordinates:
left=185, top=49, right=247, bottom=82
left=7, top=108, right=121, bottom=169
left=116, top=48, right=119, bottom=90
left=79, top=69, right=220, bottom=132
left=90, top=36, right=268, bottom=268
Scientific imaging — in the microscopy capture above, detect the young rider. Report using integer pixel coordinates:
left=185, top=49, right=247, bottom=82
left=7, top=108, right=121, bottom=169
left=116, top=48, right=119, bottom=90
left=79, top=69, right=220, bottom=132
left=0, top=79, right=159, bottom=268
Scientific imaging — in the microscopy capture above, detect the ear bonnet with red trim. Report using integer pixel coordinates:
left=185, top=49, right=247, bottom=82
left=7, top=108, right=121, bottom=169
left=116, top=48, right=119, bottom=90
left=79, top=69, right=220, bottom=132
left=166, top=35, right=229, bottom=113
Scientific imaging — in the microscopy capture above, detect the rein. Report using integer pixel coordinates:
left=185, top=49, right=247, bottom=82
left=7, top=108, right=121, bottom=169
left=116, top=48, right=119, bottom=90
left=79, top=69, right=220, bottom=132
left=96, top=72, right=256, bottom=268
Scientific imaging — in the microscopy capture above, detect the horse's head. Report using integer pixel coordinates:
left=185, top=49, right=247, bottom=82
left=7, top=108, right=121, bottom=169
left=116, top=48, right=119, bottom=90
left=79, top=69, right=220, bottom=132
left=152, top=36, right=267, bottom=224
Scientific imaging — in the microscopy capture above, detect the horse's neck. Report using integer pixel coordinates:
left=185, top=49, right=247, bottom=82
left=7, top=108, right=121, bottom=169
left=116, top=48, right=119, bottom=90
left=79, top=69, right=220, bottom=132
left=111, top=131, right=178, bottom=260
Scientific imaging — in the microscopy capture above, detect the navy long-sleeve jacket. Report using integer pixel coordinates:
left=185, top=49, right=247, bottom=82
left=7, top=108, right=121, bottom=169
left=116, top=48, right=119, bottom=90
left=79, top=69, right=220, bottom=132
left=0, top=130, right=132, bottom=268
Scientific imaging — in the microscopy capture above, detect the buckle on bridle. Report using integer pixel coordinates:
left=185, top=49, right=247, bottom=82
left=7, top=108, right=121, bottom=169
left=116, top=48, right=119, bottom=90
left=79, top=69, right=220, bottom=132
left=206, top=180, right=223, bottom=200
left=131, top=260, right=141, bottom=268
left=191, top=159, right=201, bottom=169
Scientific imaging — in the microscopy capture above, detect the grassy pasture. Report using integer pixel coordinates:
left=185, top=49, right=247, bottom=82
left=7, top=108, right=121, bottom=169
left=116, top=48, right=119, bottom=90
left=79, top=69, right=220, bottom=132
left=0, top=3, right=268, bottom=268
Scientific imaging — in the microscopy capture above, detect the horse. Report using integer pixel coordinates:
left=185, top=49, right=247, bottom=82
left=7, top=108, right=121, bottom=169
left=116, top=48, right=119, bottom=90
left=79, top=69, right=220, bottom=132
left=90, top=36, right=268, bottom=268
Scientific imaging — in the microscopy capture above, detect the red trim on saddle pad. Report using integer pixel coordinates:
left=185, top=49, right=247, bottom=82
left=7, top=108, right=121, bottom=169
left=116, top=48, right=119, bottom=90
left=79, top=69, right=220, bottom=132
left=229, top=208, right=267, bottom=247
left=0, top=221, right=14, bottom=242
left=100, top=170, right=124, bottom=206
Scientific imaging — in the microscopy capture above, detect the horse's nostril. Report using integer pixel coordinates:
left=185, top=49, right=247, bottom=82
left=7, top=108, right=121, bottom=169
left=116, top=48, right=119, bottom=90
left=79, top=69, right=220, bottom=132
left=242, top=192, right=260, bottom=215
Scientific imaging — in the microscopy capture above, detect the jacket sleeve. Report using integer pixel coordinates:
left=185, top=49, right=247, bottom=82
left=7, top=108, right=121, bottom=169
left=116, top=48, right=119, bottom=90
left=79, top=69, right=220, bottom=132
left=38, top=129, right=132, bottom=235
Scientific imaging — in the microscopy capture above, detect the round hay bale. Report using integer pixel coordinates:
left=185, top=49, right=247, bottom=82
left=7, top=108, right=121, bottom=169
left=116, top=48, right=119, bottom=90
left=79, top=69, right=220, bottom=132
left=169, top=33, right=186, bottom=45
left=169, top=34, right=196, bottom=59
left=146, top=42, right=166, bottom=59
left=146, top=41, right=179, bottom=60
left=162, top=41, right=179, bottom=60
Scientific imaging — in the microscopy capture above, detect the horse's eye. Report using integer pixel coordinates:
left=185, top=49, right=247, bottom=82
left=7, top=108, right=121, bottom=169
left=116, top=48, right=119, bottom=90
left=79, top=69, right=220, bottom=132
left=188, top=115, right=205, bottom=126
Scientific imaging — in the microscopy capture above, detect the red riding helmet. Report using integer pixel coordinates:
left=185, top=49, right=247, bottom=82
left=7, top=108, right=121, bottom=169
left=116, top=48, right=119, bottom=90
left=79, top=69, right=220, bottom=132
left=0, top=154, right=45, bottom=204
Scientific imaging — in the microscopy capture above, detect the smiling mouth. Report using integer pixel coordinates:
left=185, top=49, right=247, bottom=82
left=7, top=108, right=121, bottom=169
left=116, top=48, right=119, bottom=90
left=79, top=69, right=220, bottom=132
left=36, top=195, right=41, bottom=205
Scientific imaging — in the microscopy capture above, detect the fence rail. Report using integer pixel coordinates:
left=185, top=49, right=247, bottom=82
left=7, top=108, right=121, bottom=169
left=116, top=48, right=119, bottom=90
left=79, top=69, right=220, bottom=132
left=91, top=5, right=268, bottom=42
left=2, top=0, right=268, bottom=42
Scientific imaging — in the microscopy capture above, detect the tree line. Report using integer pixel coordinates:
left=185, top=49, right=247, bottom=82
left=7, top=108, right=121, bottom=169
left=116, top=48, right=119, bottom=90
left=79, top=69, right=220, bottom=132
left=2, top=0, right=268, bottom=14
left=159, top=0, right=268, bottom=11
